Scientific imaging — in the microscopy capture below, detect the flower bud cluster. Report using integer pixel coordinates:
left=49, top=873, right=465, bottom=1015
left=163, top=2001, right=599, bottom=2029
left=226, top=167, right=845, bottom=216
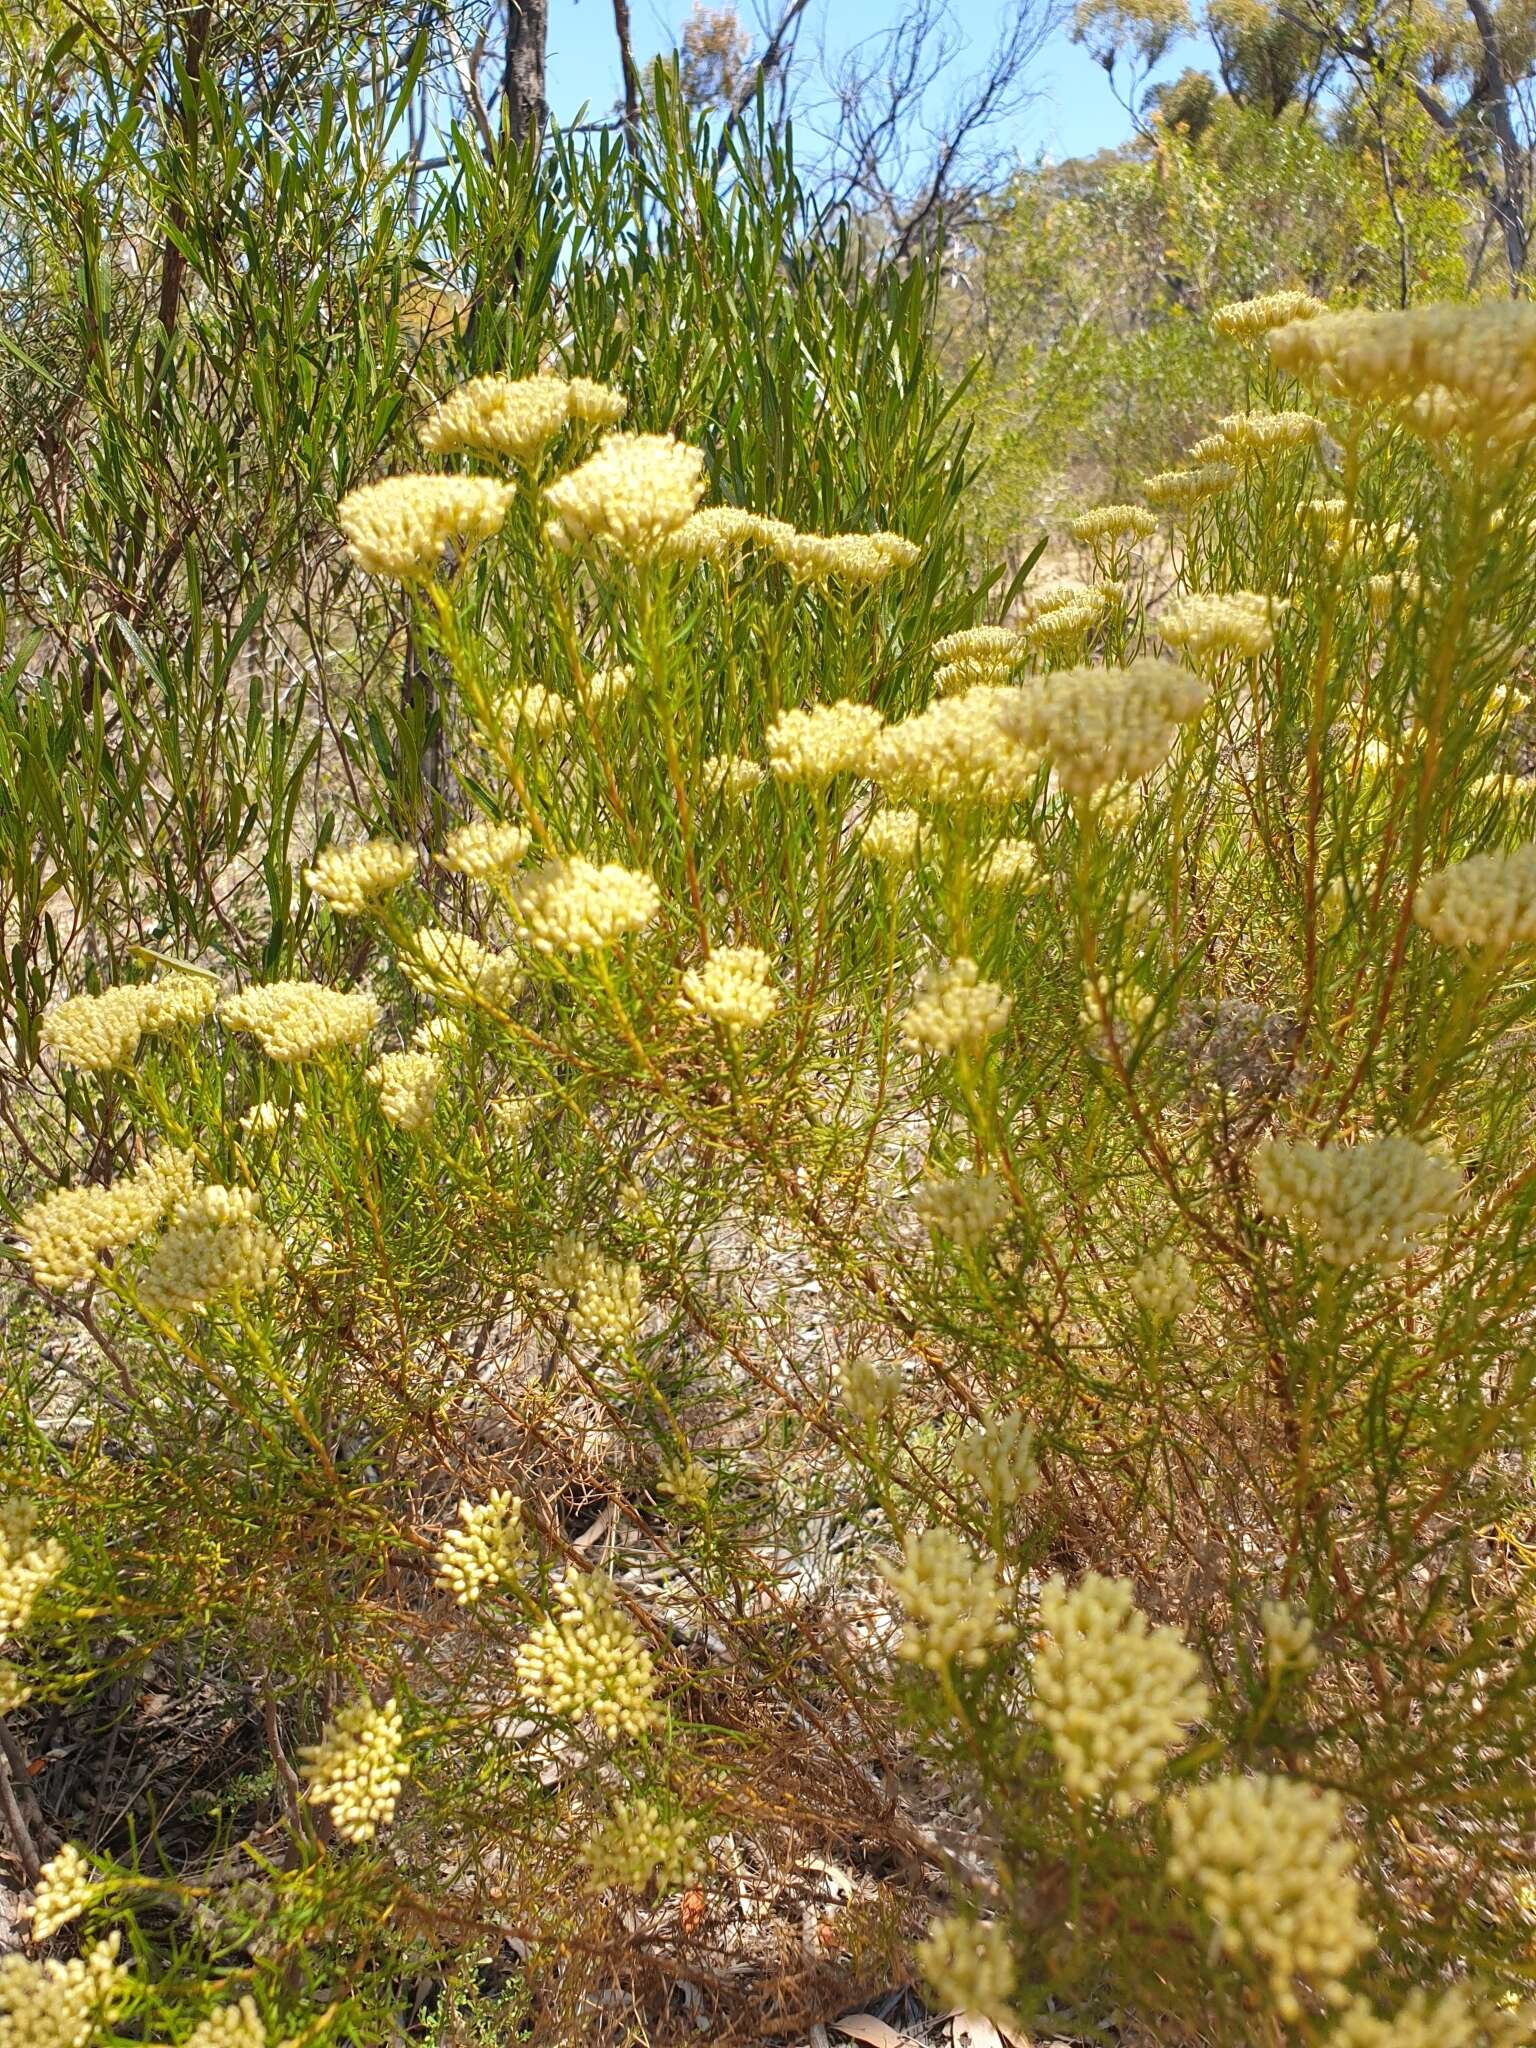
left=419, top=374, right=573, bottom=462
left=400, top=927, right=523, bottom=1006
left=910, top=1169, right=1012, bottom=1249
left=1261, top=1599, right=1319, bottom=1676
left=1160, top=591, right=1284, bottom=664
left=220, top=981, right=380, bottom=1062
left=931, top=624, right=1024, bottom=692
left=880, top=1528, right=1013, bottom=1671
left=540, top=1237, right=644, bottom=1347
left=1211, top=290, right=1327, bottom=340
left=956, top=1410, right=1038, bottom=1510
left=337, top=474, right=515, bottom=581
left=41, top=973, right=217, bottom=1072
left=1070, top=504, right=1157, bottom=546
left=1142, top=464, right=1237, bottom=510
left=1268, top=303, right=1536, bottom=424
left=434, top=1491, right=526, bottom=1607
left=971, top=836, right=1040, bottom=891
left=1128, top=1246, right=1197, bottom=1322
left=543, top=433, right=707, bottom=557
left=859, top=808, right=923, bottom=868
left=138, top=1184, right=283, bottom=1318
left=1414, top=843, right=1536, bottom=951
left=298, top=1696, right=409, bottom=1842
left=1166, top=1773, right=1373, bottom=2019
left=761, top=527, right=920, bottom=584
left=367, top=1051, right=441, bottom=1133
left=0, top=1933, right=128, bottom=2048
left=1212, top=409, right=1320, bottom=457
left=1253, top=1133, right=1460, bottom=1266
left=701, top=752, right=764, bottom=799
left=303, top=838, right=415, bottom=915
left=514, top=1570, right=659, bottom=1737
left=582, top=1797, right=703, bottom=1893
left=18, top=1147, right=196, bottom=1291
left=839, top=1355, right=903, bottom=1422
left=914, top=1915, right=1017, bottom=2027
left=765, top=701, right=884, bottom=785
left=872, top=688, right=1039, bottom=806
left=1031, top=1571, right=1207, bottom=1810
left=677, top=946, right=778, bottom=1033
left=182, top=1998, right=269, bottom=2048
left=900, top=959, right=1012, bottom=1056
left=995, top=658, right=1208, bottom=801
left=28, top=1846, right=99, bottom=1940
left=508, top=856, right=660, bottom=953
left=438, top=819, right=532, bottom=879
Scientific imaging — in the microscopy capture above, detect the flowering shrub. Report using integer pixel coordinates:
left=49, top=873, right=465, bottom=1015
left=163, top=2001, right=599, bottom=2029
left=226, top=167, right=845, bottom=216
left=8, top=85, right=1536, bottom=2039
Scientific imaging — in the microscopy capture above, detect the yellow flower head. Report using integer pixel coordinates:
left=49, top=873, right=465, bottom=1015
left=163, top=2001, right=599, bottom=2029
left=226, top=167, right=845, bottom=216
left=220, top=981, right=380, bottom=1062
left=419, top=374, right=570, bottom=462
left=1211, top=288, right=1327, bottom=341
left=508, top=856, right=660, bottom=953
left=337, top=474, right=515, bottom=582
left=543, top=432, right=707, bottom=557
left=303, top=838, right=415, bottom=916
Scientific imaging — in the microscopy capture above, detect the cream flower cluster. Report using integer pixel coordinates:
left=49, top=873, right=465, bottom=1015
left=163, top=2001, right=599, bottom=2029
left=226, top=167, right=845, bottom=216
left=1142, top=463, right=1237, bottom=509
left=419, top=373, right=572, bottom=462
left=1211, top=289, right=1327, bottom=340
left=1268, top=302, right=1536, bottom=418
left=840, top=1355, right=903, bottom=1422
left=880, top=1528, right=1013, bottom=1671
left=299, top=1696, right=409, bottom=1842
left=656, top=505, right=764, bottom=564
left=1128, top=1246, right=1197, bottom=1322
left=490, top=1093, right=538, bottom=1138
left=859, top=807, right=923, bottom=867
left=1414, top=842, right=1536, bottom=951
left=367, top=1050, right=441, bottom=1133
left=1160, top=591, right=1283, bottom=664
left=1216, top=409, right=1321, bottom=460
left=434, top=1491, right=525, bottom=1606
left=337, top=474, right=515, bottom=581
left=41, top=973, right=217, bottom=1072
left=1261, top=1599, right=1319, bottom=1676
left=182, top=1998, right=269, bottom=2048
left=677, top=945, right=778, bottom=1033
left=765, top=701, right=884, bottom=784
left=701, top=751, right=764, bottom=799
left=1253, top=1133, right=1460, bottom=1266
left=29, top=1846, right=99, bottom=1940
left=18, top=1147, right=196, bottom=1291
left=931, top=624, right=1024, bottom=692
left=900, top=959, right=1012, bottom=1056
left=761, top=526, right=920, bottom=584
left=1020, top=580, right=1111, bottom=652
left=138, top=1184, right=283, bottom=1317
left=566, top=376, right=629, bottom=426
left=915, top=1915, right=1018, bottom=2027
left=1166, top=1774, right=1373, bottom=2019
left=0, top=1933, right=128, bottom=2048
left=220, top=981, right=380, bottom=1062
left=438, top=819, right=532, bottom=879
left=400, top=927, right=522, bottom=1005
left=303, top=838, right=414, bottom=915
left=910, top=1169, right=1012, bottom=1249
left=1070, top=503, right=1157, bottom=546
left=514, top=1570, right=658, bottom=1737
left=1329, top=1987, right=1513, bottom=2048
left=972, top=836, right=1040, bottom=891
left=1032, top=1571, right=1208, bottom=1811
left=872, top=687, right=1039, bottom=807
left=239, top=1100, right=301, bottom=1138
left=541, top=1236, right=644, bottom=1346
left=487, top=680, right=573, bottom=736
left=0, top=1500, right=65, bottom=1643
left=956, top=1410, right=1038, bottom=1510
left=0, top=1663, right=30, bottom=1716
left=543, top=432, right=707, bottom=557
left=583, top=1797, right=703, bottom=1893
left=581, top=663, right=632, bottom=709
left=996, top=658, right=1208, bottom=801
left=508, top=856, right=660, bottom=953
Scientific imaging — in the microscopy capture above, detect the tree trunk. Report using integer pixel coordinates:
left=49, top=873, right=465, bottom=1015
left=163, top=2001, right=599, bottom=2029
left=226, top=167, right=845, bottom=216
left=504, top=0, right=549, bottom=146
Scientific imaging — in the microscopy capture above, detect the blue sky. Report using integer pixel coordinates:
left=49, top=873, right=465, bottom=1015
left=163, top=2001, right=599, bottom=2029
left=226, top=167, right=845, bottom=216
left=544, top=0, right=1203, bottom=164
